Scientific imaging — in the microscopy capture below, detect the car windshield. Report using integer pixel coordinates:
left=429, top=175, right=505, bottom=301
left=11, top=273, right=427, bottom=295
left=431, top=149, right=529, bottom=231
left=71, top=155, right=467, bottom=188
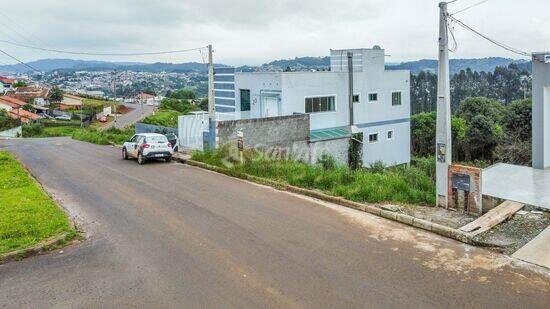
left=147, top=136, right=168, bottom=143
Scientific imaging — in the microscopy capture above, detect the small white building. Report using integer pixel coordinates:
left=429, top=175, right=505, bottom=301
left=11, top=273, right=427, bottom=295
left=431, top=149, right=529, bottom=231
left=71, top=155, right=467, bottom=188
left=231, top=46, right=411, bottom=167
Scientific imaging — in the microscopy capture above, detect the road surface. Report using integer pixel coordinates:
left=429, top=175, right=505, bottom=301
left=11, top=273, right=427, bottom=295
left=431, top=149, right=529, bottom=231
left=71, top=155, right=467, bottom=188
left=103, top=103, right=155, bottom=130
left=0, top=138, right=548, bottom=308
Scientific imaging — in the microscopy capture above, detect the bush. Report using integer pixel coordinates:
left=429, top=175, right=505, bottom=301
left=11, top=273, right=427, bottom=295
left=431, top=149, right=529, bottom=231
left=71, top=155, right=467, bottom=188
left=317, top=153, right=337, bottom=171
left=22, top=123, right=44, bottom=137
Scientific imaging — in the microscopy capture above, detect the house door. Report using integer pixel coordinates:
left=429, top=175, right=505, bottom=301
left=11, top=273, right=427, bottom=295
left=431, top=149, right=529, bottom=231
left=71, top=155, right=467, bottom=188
left=261, top=93, right=281, bottom=117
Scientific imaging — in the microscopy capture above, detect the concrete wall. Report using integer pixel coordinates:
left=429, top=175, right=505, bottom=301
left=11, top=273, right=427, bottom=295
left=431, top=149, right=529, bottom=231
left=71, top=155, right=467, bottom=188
left=532, top=53, right=550, bottom=169
left=0, top=126, right=22, bottom=138
left=216, top=114, right=309, bottom=150
left=308, top=138, right=349, bottom=166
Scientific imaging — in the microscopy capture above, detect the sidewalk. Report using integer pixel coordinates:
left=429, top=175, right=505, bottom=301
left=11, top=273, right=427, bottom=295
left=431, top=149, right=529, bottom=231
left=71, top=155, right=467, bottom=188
left=512, top=226, right=550, bottom=268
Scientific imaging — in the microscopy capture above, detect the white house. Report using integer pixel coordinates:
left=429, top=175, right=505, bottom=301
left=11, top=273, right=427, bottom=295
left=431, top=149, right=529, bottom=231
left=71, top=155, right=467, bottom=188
left=231, top=46, right=411, bottom=167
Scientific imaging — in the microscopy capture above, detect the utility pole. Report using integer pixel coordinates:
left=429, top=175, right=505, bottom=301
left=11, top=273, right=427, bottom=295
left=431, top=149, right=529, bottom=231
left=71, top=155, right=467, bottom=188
left=113, top=79, right=118, bottom=129
left=347, top=51, right=354, bottom=126
left=436, top=2, right=452, bottom=208
left=207, top=44, right=216, bottom=150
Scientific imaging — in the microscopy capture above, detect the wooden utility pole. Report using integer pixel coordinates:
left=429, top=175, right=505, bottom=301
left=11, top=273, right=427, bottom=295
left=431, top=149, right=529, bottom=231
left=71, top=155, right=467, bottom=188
left=436, top=2, right=452, bottom=208
left=207, top=44, right=216, bottom=150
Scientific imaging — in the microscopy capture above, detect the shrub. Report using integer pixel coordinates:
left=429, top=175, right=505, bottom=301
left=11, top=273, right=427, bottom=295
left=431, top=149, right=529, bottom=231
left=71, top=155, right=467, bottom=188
left=22, top=123, right=44, bottom=137
left=317, top=153, right=337, bottom=171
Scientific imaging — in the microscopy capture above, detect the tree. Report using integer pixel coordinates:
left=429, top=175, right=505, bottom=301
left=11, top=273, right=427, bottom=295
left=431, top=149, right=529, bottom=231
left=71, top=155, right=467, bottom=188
left=48, top=86, right=64, bottom=103
left=171, top=88, right=196, bottom=100
left=410, top=112, right=467, bottom=160
left=22, top=104, right=37, bottom=113
left=503, top=98, right=531, bottom=141
left=12, top=80, right=28, bottom=88
left=455, top=97, right=506, bottom=124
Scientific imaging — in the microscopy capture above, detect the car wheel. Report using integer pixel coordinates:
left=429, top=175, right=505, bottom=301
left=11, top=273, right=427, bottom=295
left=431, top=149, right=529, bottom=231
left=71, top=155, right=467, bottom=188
left=122, top=148, right=128, bottom=160
left=165, top=156, right=172, bottom=163
left=137, top=152, right=145, bottom=165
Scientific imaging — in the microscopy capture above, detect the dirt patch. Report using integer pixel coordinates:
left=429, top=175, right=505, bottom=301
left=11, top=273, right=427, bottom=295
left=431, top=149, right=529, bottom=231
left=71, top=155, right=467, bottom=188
left=116, top=105, right=133, bottom=115
left=383, top=203, right=477, bottom=229
left=474, top=206, right=550, bottom=254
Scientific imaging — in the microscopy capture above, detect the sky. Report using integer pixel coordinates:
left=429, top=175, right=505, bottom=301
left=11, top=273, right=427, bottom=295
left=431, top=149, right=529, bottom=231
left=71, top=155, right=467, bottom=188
left=0, top=0, right=549, bottom=66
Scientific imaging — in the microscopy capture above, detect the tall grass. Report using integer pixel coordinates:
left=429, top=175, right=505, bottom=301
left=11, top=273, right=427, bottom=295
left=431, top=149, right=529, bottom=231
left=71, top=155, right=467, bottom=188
left=71, top=127, right=134, bottom=145
left=192, top=147, right=436, bottom=206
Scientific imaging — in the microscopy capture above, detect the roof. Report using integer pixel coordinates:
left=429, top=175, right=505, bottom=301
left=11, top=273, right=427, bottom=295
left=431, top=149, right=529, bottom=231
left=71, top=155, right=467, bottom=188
left=63, top=93, right=84, bottom=101
left=0, top=76, right=16, bottom=84
left=9, top=108, right=41, bottom=123
left=137, top=93, right=156, bottom=99
left=310, top=127, right=351, bottom=142
left=0, top=95, right=27, bottom=107
left=136, top=133, right=166, bottom=137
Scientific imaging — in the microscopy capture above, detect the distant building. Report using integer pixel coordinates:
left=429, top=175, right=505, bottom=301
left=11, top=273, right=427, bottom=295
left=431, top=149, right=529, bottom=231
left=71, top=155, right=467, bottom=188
left=0, top=95, right=41, bottom=123
left=0, top=76, right=16, bottom=92
left=231, top=46, right=411, bottom=167
left=136, top=92, right=161, bottom=106
left=60, top=94, right=84, bottom=110
left=7, top=86, right=50, bottom=106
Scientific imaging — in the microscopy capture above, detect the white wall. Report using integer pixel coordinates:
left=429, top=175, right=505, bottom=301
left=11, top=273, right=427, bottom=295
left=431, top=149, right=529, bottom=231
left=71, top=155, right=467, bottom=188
left=234, top=47, right=411, bottom=167
left=360, top=121, right=410, bottom=167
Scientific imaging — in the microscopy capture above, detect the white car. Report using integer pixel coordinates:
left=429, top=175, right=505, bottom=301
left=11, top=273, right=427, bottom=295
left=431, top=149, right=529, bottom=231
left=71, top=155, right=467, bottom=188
left=122, top=133, right=174, bottom=165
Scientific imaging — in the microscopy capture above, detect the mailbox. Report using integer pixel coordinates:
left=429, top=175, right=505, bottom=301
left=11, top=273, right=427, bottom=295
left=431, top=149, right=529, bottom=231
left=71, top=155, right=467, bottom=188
left=452, top=173, right=471, bottom=192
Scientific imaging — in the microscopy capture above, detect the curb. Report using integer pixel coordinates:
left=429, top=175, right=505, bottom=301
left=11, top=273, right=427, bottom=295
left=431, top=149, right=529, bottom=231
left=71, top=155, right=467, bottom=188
left=0, top=232, right=73, bottom=265
left=175, top=157, right=474, bottom=245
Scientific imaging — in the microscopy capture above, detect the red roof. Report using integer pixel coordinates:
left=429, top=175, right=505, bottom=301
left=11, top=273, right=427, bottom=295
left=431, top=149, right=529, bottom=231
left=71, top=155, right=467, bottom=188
left=0, top=76, right=16, bottom=84
left=0, top=95, right=27, bottom=107
left=9, top=109, right=41, bottom=123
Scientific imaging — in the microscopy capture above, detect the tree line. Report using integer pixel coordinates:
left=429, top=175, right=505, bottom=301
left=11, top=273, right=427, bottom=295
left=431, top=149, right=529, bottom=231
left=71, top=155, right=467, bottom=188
left=411, top=64, right=531, bottom=114
left=411, top=97, right=532, bottom=166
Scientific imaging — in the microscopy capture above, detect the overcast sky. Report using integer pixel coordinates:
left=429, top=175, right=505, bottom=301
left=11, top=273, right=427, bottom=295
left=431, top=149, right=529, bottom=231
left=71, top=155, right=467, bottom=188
left=0, top=0, right=549, bottom=66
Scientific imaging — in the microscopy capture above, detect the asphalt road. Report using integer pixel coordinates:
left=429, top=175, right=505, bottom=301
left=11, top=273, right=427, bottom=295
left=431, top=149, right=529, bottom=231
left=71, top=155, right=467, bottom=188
left=0, top=138, right=548, bottom=308
left=103, top=103, right=155, bottom=130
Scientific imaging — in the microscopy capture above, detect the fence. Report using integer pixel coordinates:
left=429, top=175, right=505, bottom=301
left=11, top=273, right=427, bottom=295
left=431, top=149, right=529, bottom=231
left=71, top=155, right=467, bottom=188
left=135, top=122, right=178, bottom=135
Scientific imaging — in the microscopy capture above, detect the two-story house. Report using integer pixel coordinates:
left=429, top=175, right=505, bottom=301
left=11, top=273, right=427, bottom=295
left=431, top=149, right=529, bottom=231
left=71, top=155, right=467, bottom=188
left=229, top=46, right=411, bottom=167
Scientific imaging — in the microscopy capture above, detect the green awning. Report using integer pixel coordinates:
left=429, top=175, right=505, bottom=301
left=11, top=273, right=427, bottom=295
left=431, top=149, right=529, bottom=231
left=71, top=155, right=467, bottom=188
left=310, top=127, right=351, bottom=142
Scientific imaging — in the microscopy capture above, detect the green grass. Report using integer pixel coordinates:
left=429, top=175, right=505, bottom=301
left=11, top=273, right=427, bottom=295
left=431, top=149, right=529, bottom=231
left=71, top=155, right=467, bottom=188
left=140, top=110, right=180, bottom=127
left=71, top=127, right=134, bottom=145
left=0, top=151, right=73, bottom=255
left=192, top=147, right=437, bottom=206
left=22, top=125, right=80, bottom=138
left=82, top=98, right=117, bottom=108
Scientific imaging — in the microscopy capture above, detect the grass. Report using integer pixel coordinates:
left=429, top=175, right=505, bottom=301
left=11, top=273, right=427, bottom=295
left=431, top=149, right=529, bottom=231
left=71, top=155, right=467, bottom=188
left=140, top=110, right=180, bottom=127
left=71, top=127, right=134, bottom=145
left=22, top=125, right=80, bottom=138
left=83, top=98, right=117, bottom=109
left=0, top=151, right=74, bottom=255
left=192, top=147, right=436, bottom=206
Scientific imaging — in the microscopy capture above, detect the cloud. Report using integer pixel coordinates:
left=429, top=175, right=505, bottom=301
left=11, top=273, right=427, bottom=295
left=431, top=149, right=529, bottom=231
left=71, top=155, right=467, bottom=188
left=0, top=0, right=549, bottom=65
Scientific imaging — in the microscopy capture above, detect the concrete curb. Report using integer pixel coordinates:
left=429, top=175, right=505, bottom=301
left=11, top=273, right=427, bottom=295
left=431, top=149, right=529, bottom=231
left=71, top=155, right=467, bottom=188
left=0, top=232, right=73, bottom=265
left=175, top=157, right=474, bottom=245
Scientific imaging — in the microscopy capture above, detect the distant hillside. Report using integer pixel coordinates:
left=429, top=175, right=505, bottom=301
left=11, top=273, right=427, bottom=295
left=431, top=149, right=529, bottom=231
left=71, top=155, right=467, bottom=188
left=387, top=57, right=531, bottom=75
left=0, top=59, right=220, bottom=73
left=0, top=56, right=532, bottom=75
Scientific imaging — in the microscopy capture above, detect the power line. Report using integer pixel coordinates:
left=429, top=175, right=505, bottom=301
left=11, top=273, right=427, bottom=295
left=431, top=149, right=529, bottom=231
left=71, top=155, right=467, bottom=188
left=0, top=48, right=42, bottom=72
left=451, top=0, right=491, bottom=15
left=0, top=40, right=207, bottom=56
left=447, top=15, right=530, bottom=57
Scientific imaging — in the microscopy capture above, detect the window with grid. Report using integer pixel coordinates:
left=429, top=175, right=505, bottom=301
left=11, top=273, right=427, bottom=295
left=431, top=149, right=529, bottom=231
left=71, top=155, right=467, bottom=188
left=392, top=92, right=402, bottom=106
left=305, top=96, right=336, bottom=113
left=368, top=93, right=378, bottom=102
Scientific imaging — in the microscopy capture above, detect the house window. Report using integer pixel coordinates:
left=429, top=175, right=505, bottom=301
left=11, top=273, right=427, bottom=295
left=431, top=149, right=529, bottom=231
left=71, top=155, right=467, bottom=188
left=368, top=93, right=378, bottom=102
left=387, top=130, right=394, bottom=140
left=392, top=91, right=402, bottom=106
left=368, top=133, right=379, bottom=143
left=305, top=96, right=336, bottom=113
left=352, top=94, right=360, bottom=103
left=240, top=89, right=251, bottom=111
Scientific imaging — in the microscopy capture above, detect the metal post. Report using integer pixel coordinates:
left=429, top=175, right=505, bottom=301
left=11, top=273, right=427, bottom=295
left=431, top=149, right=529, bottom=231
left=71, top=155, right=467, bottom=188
left=436, top=2, right=452, bottom=208
left=207, top=44, right=216, bottom=150
left=347, top=51, right=354, bottom=126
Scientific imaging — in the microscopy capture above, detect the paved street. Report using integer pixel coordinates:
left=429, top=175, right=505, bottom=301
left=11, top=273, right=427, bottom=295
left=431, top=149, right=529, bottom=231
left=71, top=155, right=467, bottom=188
left=103, top=103, right=155, bottom=130
left=0, top=138, right=548, bottom=308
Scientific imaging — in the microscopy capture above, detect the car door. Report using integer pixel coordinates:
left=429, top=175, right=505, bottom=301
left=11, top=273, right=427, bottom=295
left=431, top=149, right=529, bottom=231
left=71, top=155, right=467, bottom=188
left=126, top=135, right=140, bottom=158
